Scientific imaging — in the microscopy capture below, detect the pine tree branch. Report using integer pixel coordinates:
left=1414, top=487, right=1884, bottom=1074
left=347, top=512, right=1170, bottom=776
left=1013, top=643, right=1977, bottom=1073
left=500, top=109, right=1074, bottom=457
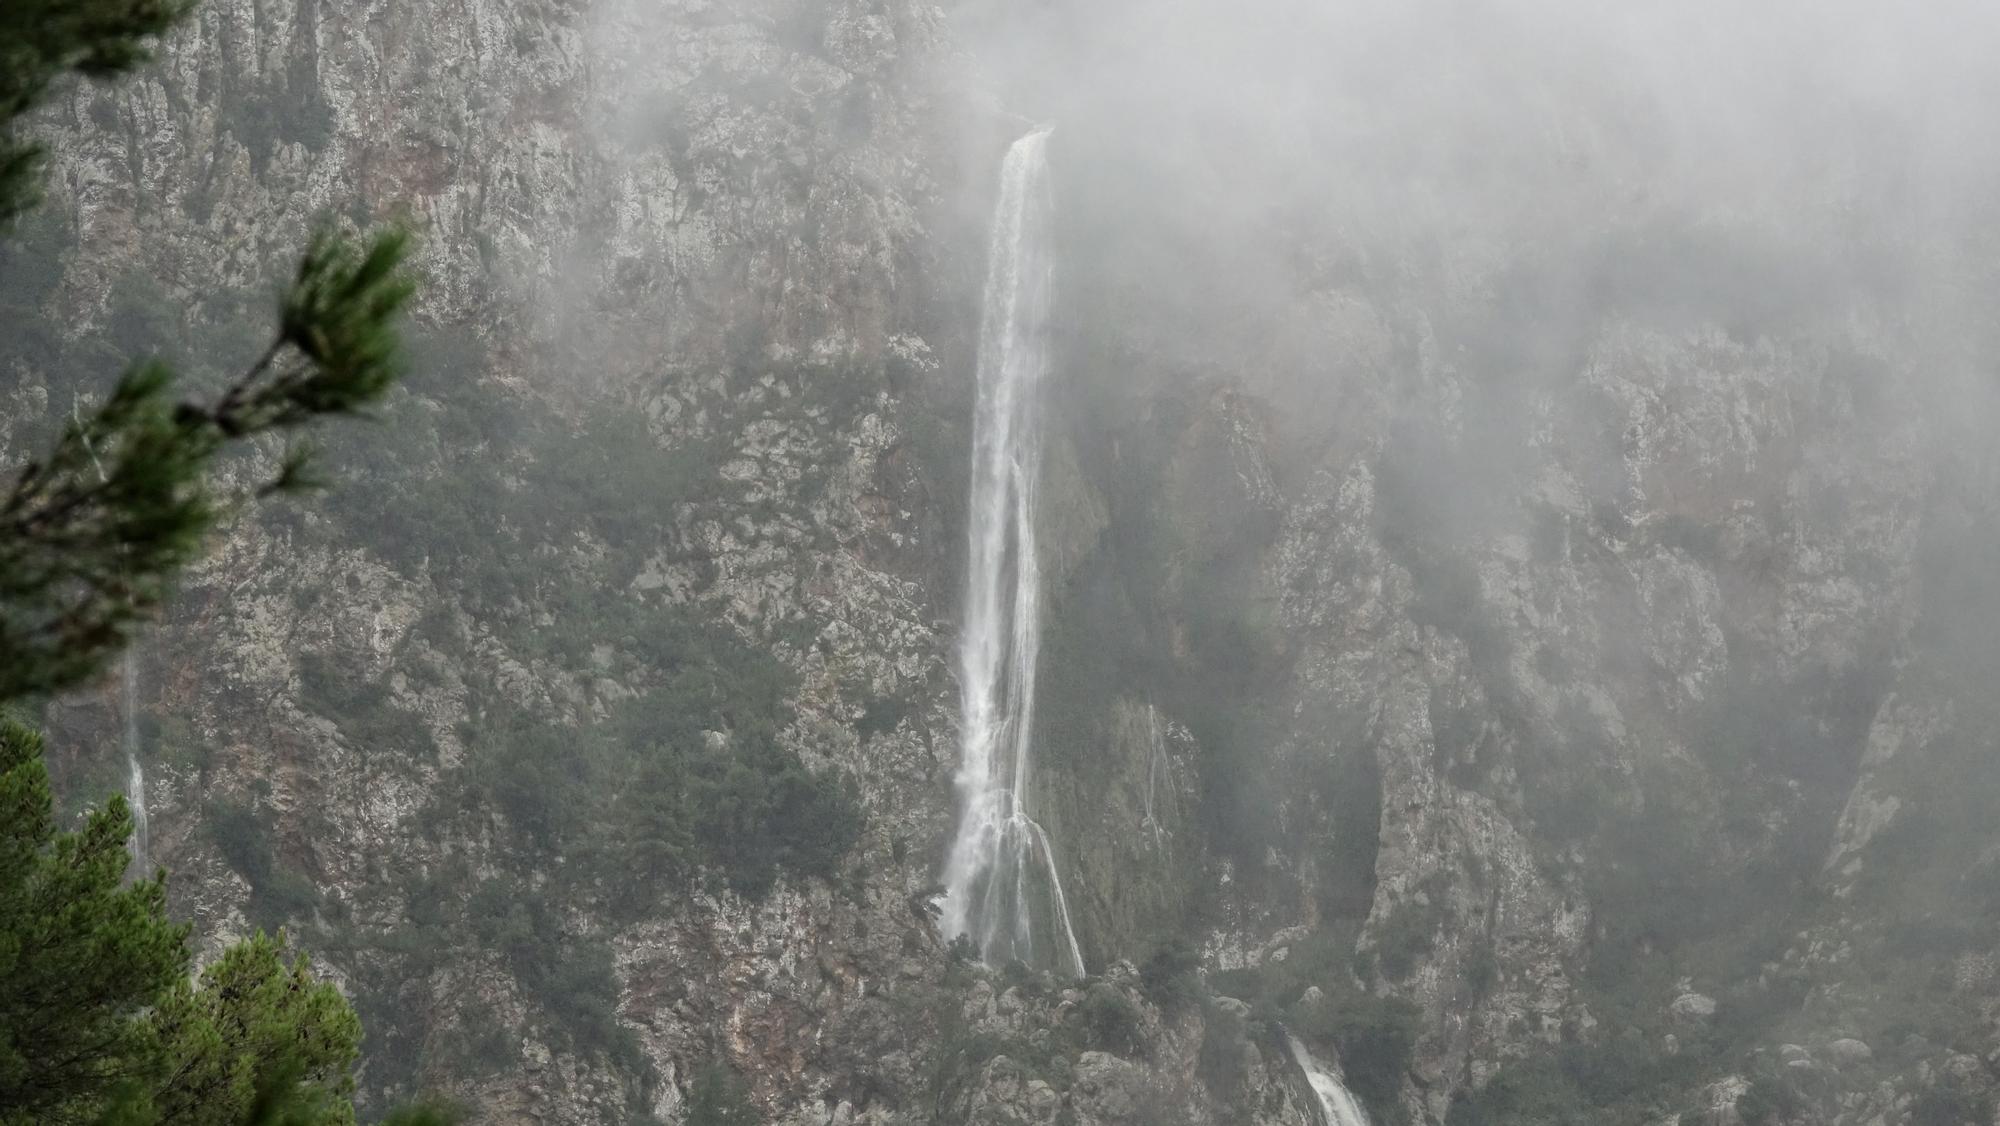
left=0, top=224, right=417, bottom=703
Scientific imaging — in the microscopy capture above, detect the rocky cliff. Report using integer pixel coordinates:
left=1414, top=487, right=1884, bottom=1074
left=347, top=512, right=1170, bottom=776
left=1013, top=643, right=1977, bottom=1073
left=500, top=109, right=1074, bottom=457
left=10, top=1, right=2000, bottom=1125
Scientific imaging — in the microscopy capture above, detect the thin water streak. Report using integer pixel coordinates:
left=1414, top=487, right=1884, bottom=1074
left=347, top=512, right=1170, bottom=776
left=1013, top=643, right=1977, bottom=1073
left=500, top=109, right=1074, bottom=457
left=122, top=651, right=149, bottom=875
left=78, top=393, right=149, bottom=878
left=1142, top=702, right=1168, bottom=849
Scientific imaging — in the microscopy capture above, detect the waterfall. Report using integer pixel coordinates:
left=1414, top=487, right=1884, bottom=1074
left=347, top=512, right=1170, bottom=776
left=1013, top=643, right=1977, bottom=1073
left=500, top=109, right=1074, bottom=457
left=1141, top=702, right=1168, bottom=850
left=76, top=394, right=150, bottom=876
left=1286, top=1033, right=1372, bottom=1126
left=122, top=651, right=149, bottom=874
left=938, top=128, right=1086, bottom=978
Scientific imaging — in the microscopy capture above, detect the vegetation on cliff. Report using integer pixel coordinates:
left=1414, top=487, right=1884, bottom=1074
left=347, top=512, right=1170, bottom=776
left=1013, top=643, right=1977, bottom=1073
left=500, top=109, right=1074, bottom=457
left=0, top=3, right=438, bottom=1122
left=0, top=717, right=429, bottom=1125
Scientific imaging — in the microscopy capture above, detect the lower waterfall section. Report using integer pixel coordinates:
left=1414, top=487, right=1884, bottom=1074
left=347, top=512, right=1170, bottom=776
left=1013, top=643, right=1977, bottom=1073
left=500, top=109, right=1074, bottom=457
left=1288, top=1032, right=1372, bottom=1126
left=945, top=798, right=1088, bottom=976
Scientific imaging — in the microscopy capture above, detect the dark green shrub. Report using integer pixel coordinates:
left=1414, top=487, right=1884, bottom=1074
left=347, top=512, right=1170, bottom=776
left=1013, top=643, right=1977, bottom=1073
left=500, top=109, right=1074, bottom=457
left=297, top=651, right=436, bottom=758
left=1373, top=897, right=1442, bottom=981
left=1299, top=992, right=1422, bottom=1120
left=1140, top=938, right=1203, bottom=1013
left=1196, top=1001, right=1251, bottom=1103
left=1444, top=1058, right=1593, bottom=1126
left=1132, top=1085, right=1199, bottom=1126
left=1910, top=1083, right=1994, bottom=1126
left=431, top=1001, right=515, bottom=1075
left=1080, top=984, right=1145, bottom=1057
left=466, top=713, right=590, bottom=851
left=1557, top=1036, right=1663, bottom=1104
left=609, top=694, right=862, bottom=899
left=464, top=879, right=641, bottom=1070
left=205, top=798, right=319, bottom=928
left=686, top=1062, right=759, bottom=1126
left=103, top=270, right=180, bottom=361
left=854, top=695, right=909, bottom=739
left=458, top=602, right=862, bottom=902
left=919, top=1006, right=1016, bottom=1126
left=1446, top=1031, right=1709, bottom=1125
left=1736, top=1072, right=1808, bottom=1126
left=146, top=714, right=215, bottom=777
left=1464, top=944, right=1498, bottom=995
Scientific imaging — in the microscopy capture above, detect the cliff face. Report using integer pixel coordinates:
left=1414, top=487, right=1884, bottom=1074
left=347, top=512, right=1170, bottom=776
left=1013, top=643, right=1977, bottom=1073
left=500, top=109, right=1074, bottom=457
left=18, top=1, right=1327, bottom=1122
left=1013, top=36, right=2000, bottom=1119
left=23, top=0, right=985, bottom=1121
left=14, top=1, right=2000, bottom=1125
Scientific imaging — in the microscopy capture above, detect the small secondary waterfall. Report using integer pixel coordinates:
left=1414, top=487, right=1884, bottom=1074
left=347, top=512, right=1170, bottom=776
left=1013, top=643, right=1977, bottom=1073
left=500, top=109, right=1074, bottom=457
left=76, top=394, right=150, bottom=876
left=939, top=128, right=1086, bottom=978
left=122, top=651, right=149, bottom=874
left=1287, top=1034, right=1372, bottom=1126
left=1141, top=702, right=1168, bottom=850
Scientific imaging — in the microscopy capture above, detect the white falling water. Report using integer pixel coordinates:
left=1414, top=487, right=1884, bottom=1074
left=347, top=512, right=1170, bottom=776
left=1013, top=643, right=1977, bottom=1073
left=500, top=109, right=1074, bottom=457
left=1287, top=1033, right=1372, bottom=1126
left=938, top=128, right=1086, bottom=978
left=1141, top=702, right=1168, bottom=850
left=122, top=651, right=149, bottom=874
left=76, top=394, right=150, bottom=877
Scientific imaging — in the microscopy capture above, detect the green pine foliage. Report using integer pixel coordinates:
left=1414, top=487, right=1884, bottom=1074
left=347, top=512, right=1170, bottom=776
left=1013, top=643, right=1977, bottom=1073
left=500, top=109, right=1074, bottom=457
left=0, top=0, right=197, bottom=224
left=3, top=0, right=419, bottom=708
left=0, top=715, right=188, bottom=1126
left=0, top=8, right=451, bottom=1124
left=0, top=224, right=416, bottom=702
left=0, top=711, right=418, bottom=1126
left=146, top=932, right=362, bottom=1125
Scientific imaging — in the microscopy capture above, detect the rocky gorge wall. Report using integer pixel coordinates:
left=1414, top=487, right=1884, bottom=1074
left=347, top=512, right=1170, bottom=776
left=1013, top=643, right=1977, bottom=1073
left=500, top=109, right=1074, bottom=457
left=14, top=0, right=998, bottom=1121
left=1002, top=20, right=2000, bottom=1119
left=11, top=1, right=2000, bottom=1125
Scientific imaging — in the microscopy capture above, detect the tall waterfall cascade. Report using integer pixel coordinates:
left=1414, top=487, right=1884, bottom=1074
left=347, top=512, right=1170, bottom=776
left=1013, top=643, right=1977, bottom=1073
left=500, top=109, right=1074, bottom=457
left=122, top=651, right=149, bottom=874
left=1287, top=1034, right=1372, bottom=1126
left=938, top=128, right=1086, bottom=978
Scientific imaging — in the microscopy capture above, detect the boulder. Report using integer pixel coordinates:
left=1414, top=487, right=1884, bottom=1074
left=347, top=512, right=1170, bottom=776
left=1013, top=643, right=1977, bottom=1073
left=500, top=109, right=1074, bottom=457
left=1669, top=993, right=1718, bottom=1024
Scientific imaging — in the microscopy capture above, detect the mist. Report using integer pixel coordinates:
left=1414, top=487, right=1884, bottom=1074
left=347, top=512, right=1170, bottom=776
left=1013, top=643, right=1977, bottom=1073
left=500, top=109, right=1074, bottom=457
left=934, top=1, right=2000, bottom=1119
left=11, top=0, right=2000, bottom=1122
left=950, top=0, right=2000, bottom=418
